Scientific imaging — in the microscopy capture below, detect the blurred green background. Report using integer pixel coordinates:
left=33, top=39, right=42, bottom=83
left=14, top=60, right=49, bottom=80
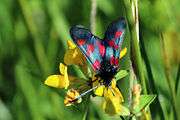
left=0, top=0, right=179, bottom=120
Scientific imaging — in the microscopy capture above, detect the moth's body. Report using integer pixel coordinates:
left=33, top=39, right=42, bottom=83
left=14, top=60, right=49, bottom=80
left=98, top=60, right=117, bottom=86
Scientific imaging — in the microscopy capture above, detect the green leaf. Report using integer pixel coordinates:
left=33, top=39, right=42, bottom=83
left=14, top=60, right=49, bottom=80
left=133, top=95, right=156, bottom=114
left=132, top=116, right=137, bottom=120
left=115, top=70, right=128, bottom=81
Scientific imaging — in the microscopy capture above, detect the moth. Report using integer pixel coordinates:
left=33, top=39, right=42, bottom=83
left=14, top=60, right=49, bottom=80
left=70, top=18, right=126, bottom=98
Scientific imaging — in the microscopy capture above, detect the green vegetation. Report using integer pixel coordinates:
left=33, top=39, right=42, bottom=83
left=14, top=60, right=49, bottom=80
left=0, top=0, right=179, bottom=120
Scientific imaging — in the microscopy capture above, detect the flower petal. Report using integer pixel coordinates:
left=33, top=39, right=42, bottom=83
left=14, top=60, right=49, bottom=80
left=64, top=40, right=86, bottom=66
left=110, top=79, right=124, bottom=101
left=103, top=98, right=130, bottom=116
left=102, top=89, right=128, bottom=115
left=67, top=40, right=76, bottom=49
left=102, top=97, right=120, bottom=115
left=44, top=75, right=69, bottom=89
left=59, top=63, right=67, bottom=75
left=120, top=47, right=127, bottom=59
left=112, top=87, right=124, bottom=102
left=64, top=48, right=86, bottom=66
left=102, top=79, right=125, bottom=115
left=94, top=85, right=105, bottom=96
left=91, top=74, right=105, bottom=96
left=59, top=63, right=69, bottom=89
left=64, top=89, right=82, bottom=106
left=111, top=79, right=117, bottom=88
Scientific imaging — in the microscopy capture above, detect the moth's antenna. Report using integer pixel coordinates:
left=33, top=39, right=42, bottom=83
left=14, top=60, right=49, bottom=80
left=75, top=85, right=100, bottom=100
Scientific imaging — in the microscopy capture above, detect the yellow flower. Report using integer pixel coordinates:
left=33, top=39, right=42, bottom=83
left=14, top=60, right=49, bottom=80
left=102, top=80, right=125, bottom=115
left=64, top=89, right=82, bottom=106
left=44, top=63, right=69, bottom=89
left=91, top=75, right=129, bottom=115
left=103, top=81, right=129, bottom=115
left=64, top=40, right=86, bottom=66
left=103, top=96, right=130, bottom=116
left=64, top=40, right=89, bottom=75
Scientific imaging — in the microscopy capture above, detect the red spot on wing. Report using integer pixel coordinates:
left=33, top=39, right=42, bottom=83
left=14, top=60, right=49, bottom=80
left=110, top=57, right=119, bottom=66
left=115, top=31, right=122, bottom=38
left=86, top=44, right=94, bottom=56
left=108, top=40, right=114, bottom=47
left=87, top=44, right=94, bottom=52
left=114, top=44, right=119, bottom=49
left=97, top=42, right=105, bottom=57
left=77, top=39, right=85, bottom=46
left=96, top=40, right=105, bottom=57
left=108, top=40, right=119, bottom=50
left=93, top=60, right=100, bottom=70
left=114, top=58, right=119, bottom=65
left=110, top=56, right=115, bottom=65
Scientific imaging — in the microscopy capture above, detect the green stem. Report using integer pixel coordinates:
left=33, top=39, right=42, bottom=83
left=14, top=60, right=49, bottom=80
left=123, top=0, right=147, bottom=94
left=160, top=33, right=178, bottom=120
left=175, top=64, right=180, bottom=94
left=123, top=0, right=152, bottom=119
left=90, top=0, right=97, bottom=33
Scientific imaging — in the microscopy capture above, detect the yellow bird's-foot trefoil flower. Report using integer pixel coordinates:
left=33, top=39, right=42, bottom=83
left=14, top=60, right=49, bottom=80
left=45, top=63, right=69, bottom=89
left=64, top=89, right=82, bottom=106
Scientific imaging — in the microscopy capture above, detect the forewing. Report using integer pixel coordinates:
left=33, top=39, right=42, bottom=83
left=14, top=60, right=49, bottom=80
left=70, top=25, right=105, bottom=72
left=103, top=18, right=126, bottom=67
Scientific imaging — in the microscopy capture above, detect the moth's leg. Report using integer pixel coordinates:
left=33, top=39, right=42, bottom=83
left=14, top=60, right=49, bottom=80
left=87, top=74, right=99, bottom=87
